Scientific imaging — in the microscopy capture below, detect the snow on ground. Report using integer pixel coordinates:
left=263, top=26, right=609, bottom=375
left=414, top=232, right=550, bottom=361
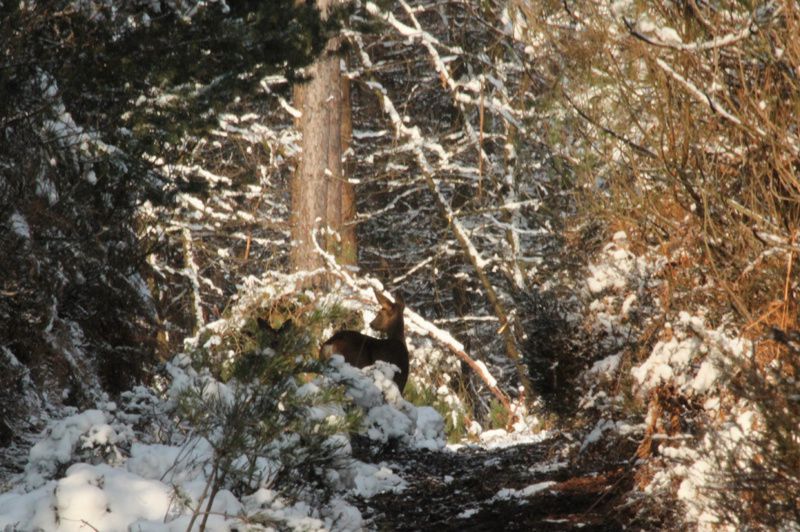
left=631, top=311, right=745, bottom=397
left=577, top=233, right=769, bottom=528
left=0, top=346, right=446, bottom=531
left=473, top=428, right=550, bottom=449
left=634, top=314, right=759, bottom=529
left=492, top=480, right=556, bottom=502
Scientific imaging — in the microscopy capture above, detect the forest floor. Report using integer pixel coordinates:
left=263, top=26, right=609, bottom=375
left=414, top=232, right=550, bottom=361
left=352, top=433, right=636, bottom=531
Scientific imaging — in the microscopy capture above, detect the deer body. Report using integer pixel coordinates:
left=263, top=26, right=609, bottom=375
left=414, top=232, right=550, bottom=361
left=321, top=289, right=409, bottom=394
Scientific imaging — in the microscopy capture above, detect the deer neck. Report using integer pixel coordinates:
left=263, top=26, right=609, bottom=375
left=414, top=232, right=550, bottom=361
left=384, top=317, right=405, bottom=342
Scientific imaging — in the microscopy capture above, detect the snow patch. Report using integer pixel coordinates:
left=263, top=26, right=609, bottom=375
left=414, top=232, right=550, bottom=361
left=587, top=353, right=621, bottom=378
left=477, top=428, right=550, bottom=449
left=326, top=355, right=446, bottom=450
left=10, top=211, right=31, bottom=240
left=24, top=409, right=128, bottom=489
left=342, top=461, right=406, bottom=498
left=493, top=480, right=556, bottom=501
left=632, top=312, right=746, bottom=397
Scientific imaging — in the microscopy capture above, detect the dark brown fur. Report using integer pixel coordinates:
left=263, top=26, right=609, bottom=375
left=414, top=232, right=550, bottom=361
left=321, top=289, right=409, bottom=393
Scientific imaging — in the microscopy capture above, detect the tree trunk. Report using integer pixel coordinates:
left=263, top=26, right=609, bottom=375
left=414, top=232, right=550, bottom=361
left=339, top=74, right=357, bottom=265
left=290, top=0, right=355, bottom=286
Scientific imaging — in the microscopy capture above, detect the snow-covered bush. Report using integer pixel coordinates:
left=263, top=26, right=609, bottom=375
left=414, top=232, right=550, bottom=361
left=402, top=338, right=472, bottom=441
left=0, top=0, right=336, bottom=459
left=645, top=328, right=800, bottom=530
left=0, top=279, right=448, bottom=530
left=575, top=236, right=663, bottom=456
left=0, top=362, right=366, bottom=531
left=326, top=356, right=445, bottom=451
left=579, top=246, right=799, bottom=528
left=166, top=289, right=365, bottom=513
left=171, top=358, right=355, bottom=516
left=705, top=343, right=800, bottom=529
left=22, top=408, right=133, bottom=490
left=514, top=3, right=800, bottom=525
left=171, top=281, right=444, bottom=518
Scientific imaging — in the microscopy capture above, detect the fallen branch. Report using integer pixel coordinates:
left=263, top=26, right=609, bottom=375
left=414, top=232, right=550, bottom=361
left=312, top=229, right=512, bottom=411
left=404, top=303, right=512, bottom=413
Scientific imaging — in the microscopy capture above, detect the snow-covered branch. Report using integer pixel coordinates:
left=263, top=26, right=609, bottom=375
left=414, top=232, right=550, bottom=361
left=624, top=1, right=782, bottom=51
left=311, top=229, right=512, bottom=411
left=182, top=227, right=205, bottom=333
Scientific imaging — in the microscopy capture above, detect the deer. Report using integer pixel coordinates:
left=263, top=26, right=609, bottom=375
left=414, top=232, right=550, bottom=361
left=320, top=288, right=409, bottom=394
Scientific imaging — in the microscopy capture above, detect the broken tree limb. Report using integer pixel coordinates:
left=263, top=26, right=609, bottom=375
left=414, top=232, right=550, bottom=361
left=403, top=305, right=512, bottom=413
left=423, top=174, right=534, bottom=403
left=311, top=229, right=512, bottom=411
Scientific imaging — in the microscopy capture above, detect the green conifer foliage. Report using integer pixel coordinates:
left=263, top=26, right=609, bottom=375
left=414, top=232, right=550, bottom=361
left=0, top=0, right=338, bottom=442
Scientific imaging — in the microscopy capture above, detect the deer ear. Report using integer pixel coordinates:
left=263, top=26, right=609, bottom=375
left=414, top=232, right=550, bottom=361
left=373, top=287, right=391, bottom=307
left=393, top=292, right=404, bottom=308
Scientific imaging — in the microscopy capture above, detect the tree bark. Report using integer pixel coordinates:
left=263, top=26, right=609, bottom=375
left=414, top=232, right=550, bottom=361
left=339, top=74, right=357, bottom=265
left=290, top=0, right=355, bottom=286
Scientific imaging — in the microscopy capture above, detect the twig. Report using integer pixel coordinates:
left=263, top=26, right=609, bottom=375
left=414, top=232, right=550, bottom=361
left=478, top=77, right=485, bottom=195
left=78, top=521, right=101, bottom=532
left=185, top=464, right=215, bottom=532
left=782, top=231, right=796, bottom=329
left=654, top=58, right=745, bottom=131
left=623, top=17, right=755, bottom=52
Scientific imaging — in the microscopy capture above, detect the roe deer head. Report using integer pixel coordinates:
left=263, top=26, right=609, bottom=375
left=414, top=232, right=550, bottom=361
left=320, top=288, right=409, bottom=394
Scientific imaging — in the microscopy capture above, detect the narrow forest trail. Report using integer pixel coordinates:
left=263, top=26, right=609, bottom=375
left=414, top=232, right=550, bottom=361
left=352, top=434, right=633, bottom=531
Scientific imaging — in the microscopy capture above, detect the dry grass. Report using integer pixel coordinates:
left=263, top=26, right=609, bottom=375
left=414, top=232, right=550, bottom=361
left=517, top=1, right=800, bottom=527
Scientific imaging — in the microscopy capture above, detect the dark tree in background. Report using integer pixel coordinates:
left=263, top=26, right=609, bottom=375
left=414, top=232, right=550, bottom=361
left=0, top=1, right=333, bottom=451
